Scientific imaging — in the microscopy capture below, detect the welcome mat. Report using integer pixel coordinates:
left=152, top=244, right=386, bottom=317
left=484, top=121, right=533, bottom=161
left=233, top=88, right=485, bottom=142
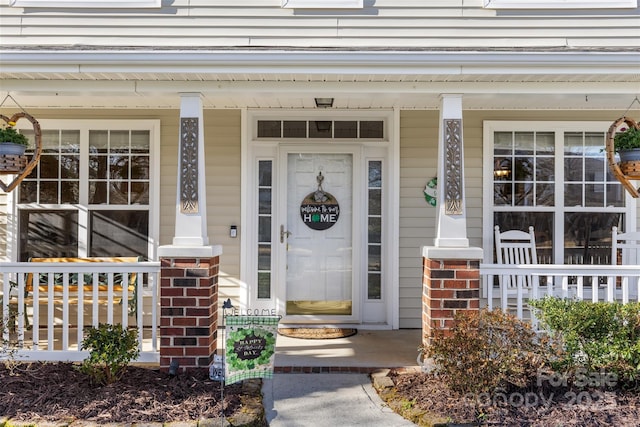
left=278, top=327, right=358, bottom=340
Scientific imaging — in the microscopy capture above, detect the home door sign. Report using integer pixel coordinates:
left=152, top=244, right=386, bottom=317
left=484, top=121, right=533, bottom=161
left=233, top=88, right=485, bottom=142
left=300, top=171, right=340, bottom=230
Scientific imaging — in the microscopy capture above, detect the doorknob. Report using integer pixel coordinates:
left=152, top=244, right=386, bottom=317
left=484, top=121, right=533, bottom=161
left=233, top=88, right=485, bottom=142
left=280, top=225, right=292, bottom=243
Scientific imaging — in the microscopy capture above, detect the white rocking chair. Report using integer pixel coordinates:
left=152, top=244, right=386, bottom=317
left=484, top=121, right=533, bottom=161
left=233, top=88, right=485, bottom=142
left=494, top=225, right=538, bottom=317
left=611, top=226, right=640, bottom=302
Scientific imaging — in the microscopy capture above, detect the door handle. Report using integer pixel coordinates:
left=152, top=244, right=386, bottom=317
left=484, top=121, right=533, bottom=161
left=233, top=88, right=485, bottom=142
left=280, top=225, right=292, bottom=243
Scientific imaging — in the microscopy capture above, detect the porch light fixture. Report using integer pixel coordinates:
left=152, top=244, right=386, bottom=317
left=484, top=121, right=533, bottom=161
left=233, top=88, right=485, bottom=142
left=494, top=158, right=511, bottom=179
left=494, top=169, right=510, bottom=179
left=314, top=98, right=334, bottom=108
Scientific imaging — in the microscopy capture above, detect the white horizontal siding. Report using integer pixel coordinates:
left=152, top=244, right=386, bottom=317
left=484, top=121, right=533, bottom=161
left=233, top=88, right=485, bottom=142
left=0, top=193, right=7, bottom=260
left=1, top=0, right=638, bottom=48
left=398, top=110, right=437, bottom=328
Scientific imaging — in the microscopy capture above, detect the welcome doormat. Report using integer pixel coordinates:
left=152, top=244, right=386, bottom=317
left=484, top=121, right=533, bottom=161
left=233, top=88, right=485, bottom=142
left=278, top=327, right=358, bottom=340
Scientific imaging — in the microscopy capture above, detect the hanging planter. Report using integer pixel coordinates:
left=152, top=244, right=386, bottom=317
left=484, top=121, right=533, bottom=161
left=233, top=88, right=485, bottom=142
left=0, top=111, right=42, bottom=192
left=0, top=123, right=30, bottom=173
left=0, top=142, right=28, bottom=157
left=614, top=123, right=640, bottom=176
left=606, top=116, right=640, bottom=197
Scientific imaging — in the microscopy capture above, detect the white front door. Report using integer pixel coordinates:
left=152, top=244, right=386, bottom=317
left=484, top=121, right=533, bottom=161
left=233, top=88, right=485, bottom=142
left=244, top=112, right=396, bottom=328
left=281, top=151, right=356, bottom=322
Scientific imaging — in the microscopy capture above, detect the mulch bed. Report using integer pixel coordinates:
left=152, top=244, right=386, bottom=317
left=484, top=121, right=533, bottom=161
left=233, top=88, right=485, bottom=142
left=385, top=369, right=640, bottom=426
left=0, top=362, right=250, bottom=423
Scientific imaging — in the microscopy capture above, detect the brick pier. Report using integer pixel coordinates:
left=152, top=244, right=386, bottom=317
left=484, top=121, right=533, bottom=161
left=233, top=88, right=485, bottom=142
left=159, top=255, right=219, bottom=373
left=421, top=247, right=483, bottom=348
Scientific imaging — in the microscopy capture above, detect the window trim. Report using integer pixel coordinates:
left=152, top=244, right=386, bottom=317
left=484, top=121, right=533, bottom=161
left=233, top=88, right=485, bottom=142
left=482, top=120, right=636, bottom=265
left=484, top=0, right=637, bottom=9
left=10, top=0, right=161, bottom=8
left=282, top=0, right=363, bottom=9
left=8, top=119, right=160, bottom=262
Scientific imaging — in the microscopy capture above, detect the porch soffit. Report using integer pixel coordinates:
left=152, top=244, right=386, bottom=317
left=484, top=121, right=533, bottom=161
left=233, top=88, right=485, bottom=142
left=1, top=49, right=638, bottom=110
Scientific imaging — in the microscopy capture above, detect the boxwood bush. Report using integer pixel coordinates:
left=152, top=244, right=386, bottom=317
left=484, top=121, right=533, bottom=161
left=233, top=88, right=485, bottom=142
left=80, top=323, right=140, bottom=385
left=530, top=297, right=640, bottom=389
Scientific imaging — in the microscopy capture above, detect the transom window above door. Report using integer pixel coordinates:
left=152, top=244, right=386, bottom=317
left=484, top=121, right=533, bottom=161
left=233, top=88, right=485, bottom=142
left=256, top=120, right=384, bottom=140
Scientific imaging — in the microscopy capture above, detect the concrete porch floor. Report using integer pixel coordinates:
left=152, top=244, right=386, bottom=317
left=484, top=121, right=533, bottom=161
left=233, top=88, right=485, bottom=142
left=218, top=328, right=423, bottom=370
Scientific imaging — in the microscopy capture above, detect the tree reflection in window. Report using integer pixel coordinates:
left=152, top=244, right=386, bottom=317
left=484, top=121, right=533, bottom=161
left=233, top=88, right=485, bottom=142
left=89, top=130, right=150, bottom=204
left=18, top=124, right=152, bottom=260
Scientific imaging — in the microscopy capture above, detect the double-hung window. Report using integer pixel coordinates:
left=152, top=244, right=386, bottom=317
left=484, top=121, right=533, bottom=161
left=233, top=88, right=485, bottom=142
left=483, top=121, right=635, bottom=266
left=13, top=120, right=159, bottom=262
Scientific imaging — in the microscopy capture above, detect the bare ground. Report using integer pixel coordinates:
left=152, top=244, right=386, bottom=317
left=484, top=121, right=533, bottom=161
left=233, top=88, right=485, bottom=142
left=382, top=369, right=640, bottom=427
left=0, top=362, right=260, bottom=425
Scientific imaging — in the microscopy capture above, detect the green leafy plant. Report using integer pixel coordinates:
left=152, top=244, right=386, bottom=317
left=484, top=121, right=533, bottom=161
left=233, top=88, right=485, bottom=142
left=530, top=297, right=640, bottom=388
left=424, top=308, right=554, bottom=395
left=80, top=323, right=140, bottom=385
left=0, top=314, right=19, bottom=374
left=0, top=123, right=29, bottom=146
left=614, top=126, right=640, bottom=152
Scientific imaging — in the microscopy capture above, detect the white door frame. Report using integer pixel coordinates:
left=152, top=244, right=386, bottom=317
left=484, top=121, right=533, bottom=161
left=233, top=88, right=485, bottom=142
left=240, top=109, right=399, bottom=329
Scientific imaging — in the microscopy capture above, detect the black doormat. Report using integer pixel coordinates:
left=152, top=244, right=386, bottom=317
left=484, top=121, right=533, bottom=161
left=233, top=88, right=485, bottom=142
left=278, top=327, right=358, bottom=340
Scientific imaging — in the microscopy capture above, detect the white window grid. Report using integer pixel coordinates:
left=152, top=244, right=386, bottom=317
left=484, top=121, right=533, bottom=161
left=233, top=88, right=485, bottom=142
left=483, top=121, right=635, bottom=265
left=12, top=119, right=159, bottom=261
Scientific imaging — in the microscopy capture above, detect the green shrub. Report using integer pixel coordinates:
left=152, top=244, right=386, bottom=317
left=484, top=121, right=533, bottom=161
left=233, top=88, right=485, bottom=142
left=80, top=323, right=140, bottom=385
left=424, top=309, right=552, bottom=395
left=530, top=297, right=640, bottom=388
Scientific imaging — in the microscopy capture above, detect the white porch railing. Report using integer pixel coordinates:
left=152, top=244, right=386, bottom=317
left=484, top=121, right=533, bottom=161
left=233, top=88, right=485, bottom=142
left=0, top=261, right=160, bottom=363
left=480, top=263, right=640, bottom=327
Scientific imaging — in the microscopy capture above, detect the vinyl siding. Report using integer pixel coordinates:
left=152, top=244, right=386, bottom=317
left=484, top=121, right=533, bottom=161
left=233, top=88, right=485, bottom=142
left=398, top=110, right=438, bottom=328
left=1, top=0, right=638, bottom=48
left=0, top=193, right=7, bottom=260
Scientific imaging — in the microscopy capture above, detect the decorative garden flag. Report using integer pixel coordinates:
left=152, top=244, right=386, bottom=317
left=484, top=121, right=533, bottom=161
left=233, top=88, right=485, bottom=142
left=225, top=315, right=279, bottom=385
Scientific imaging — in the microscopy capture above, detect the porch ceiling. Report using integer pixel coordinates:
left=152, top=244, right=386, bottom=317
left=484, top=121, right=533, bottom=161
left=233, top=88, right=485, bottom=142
left=1, top=49, right=639, bottom=110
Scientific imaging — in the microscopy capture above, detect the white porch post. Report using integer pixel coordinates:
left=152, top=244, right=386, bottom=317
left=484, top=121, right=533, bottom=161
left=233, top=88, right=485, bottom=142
left=423, top=94, right=482, bottom=345
left=434, top=94, right=469, bottom=248
left=170, top=93, right=209, bottom=247
left=157, top=93, right=222, bottom=373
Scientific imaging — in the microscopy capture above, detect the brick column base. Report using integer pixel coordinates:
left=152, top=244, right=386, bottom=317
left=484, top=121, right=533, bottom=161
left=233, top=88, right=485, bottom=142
left=159, top=255, right=219, bottom=373
left=421, top=247, right=483, bottom=349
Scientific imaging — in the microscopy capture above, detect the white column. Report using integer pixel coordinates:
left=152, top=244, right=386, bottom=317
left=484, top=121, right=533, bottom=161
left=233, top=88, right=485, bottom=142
left=171, top=93, right=209, bottom=247
left=434, top=94, right=469, bottom=248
